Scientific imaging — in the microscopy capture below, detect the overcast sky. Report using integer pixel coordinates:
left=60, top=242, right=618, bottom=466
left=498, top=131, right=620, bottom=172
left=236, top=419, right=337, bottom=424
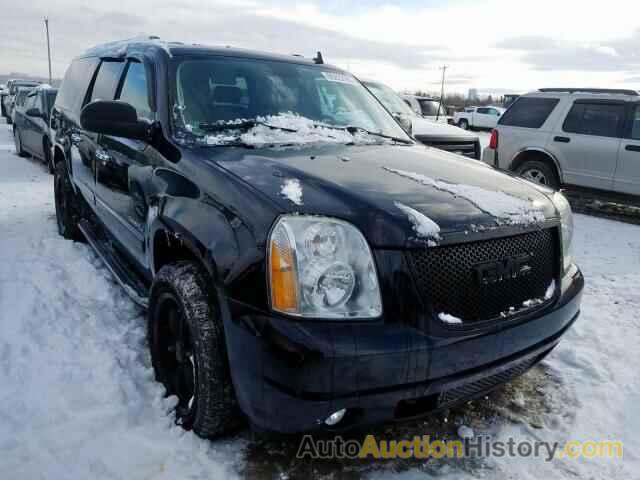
left=1, top=0, right=639, bottom=95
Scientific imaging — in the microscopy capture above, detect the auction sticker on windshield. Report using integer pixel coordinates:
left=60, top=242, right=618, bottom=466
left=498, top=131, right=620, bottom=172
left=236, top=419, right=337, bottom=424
left=321, top=71, right=358, bottom=85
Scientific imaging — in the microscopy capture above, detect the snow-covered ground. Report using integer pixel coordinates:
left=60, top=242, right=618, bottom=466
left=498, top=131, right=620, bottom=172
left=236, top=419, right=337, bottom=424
left=0, top=118, right=636, bottom=479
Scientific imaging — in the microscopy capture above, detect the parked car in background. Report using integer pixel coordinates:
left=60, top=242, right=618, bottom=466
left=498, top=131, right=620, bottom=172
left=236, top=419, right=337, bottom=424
left=13, top=85, right=58, bottom=172
left=364, top=79, right=481, bottom=159
left=0, top=85, right=7, bottom=117
left=483, top=88, right=640, bottom=195
left=52, top=38, right=581, bottom=438
left=3, top=79, right=41, bottom=124
left=453, top=106, right=505, bottom=130
left=402, top=94, right=448, bottom=123
left=11, top=87, right=34, bottom=123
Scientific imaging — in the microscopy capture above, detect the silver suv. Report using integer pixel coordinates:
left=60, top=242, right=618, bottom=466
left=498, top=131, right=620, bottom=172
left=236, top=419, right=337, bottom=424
left=483, top=88, right=640, bottom=195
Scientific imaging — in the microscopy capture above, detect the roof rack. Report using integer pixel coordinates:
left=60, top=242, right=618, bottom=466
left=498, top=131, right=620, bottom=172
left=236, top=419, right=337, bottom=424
left=539, top=88, right=639, bottom=96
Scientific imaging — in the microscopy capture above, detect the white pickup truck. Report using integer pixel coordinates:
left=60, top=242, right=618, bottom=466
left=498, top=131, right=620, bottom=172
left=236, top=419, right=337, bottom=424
left=453, top=106, right=505, bottom=130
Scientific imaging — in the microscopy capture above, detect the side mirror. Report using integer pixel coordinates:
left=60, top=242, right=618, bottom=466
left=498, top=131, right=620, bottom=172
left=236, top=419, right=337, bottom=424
left=26, top=108, right=42, bottom=118
left=80, top=100, right=150, bottom=141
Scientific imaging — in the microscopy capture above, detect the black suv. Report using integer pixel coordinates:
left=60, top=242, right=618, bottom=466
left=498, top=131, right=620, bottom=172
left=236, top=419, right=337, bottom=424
left=51, top=38, right=583, bottom=437
left=13, top=85, right=58, bottom=172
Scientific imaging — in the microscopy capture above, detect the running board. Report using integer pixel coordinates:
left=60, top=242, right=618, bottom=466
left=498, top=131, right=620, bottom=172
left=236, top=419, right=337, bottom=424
left=78, top=219, right=150, bottom=308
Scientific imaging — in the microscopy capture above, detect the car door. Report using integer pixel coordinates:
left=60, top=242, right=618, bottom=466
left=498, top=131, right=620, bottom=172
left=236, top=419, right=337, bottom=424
left=474, top=107, right=491, bottom=128
left=614, top=103, right=640, bottom=195
left=551, top=100, right=625, bottom=190
left=30, top=91, right=48, bottom=158
left=21, top=93, right=39, bottom=153
left=94, top=60, right=154, bottom=266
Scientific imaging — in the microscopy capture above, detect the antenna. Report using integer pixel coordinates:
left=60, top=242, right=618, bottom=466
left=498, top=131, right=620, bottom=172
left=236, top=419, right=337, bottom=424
left=313, top=51, right=324, bottom=65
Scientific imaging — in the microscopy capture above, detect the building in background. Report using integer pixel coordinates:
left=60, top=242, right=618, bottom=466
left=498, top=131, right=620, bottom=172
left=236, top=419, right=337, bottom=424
left=467, top=88, right=479, bottom=101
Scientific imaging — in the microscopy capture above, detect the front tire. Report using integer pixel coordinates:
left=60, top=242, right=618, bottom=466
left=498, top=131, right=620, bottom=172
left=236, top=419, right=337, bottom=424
left=54, top=161, right=84, bottom=240
left=148, top=261, right=241, bottom=438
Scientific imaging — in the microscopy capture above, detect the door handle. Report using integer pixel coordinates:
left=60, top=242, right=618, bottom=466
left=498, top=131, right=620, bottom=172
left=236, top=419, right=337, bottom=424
left=554, top=136, right=570, bottom=143
left=625, top=144, right=640, bottom=153
left=70, top=132, right=82, bottom=145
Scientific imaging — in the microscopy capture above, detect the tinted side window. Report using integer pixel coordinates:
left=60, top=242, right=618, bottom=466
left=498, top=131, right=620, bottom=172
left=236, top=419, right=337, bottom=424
left=476, top=107, right=489, bottom=114
left=118, top=61, right=152, bottom=120
left=563, top=102, right=626, bottom=138
left=55, top=57, right=100, bottom=116
left=90, top=61, right=124, bottom=102
left=498, top=97, right=559, bottom=128
left=24, top=93, right=37, bottom=110
left=630, top=105, right=640, bottom=140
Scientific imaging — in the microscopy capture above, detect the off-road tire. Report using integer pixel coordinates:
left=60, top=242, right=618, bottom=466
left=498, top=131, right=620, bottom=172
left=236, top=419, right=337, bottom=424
left=148, top=261, right=241, bottom=438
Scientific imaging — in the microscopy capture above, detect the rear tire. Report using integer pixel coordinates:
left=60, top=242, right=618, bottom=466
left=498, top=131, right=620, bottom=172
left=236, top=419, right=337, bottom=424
left=148, top=261, right=241, bottom=438
left=458, top=119, right=469, bottom=130
left=54, top=161, right=84, bottom=241
left=14, top=128, right=27, bottom=157
left=516, top=160, right=560, bottom=190
left=44, top=137, right=54, bottom=174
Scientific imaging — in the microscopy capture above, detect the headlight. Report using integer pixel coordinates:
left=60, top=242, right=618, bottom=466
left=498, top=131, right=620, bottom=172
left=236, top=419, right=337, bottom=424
left=553, top=192, right=574, bottom=272
left=268, top=215, right=382, bottom=318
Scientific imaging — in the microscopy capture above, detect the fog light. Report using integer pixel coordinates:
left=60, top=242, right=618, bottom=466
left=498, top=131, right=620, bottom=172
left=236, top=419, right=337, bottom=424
left=324, top=408, right=347, bottom=426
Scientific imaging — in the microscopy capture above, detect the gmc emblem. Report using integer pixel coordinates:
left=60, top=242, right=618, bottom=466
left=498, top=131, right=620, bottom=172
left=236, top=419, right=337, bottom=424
left=474, top=253, right=533, bottom=285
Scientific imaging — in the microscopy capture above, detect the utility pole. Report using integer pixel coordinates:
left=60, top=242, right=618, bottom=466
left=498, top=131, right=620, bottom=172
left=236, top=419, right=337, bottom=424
left=44, top=17, right=52, bottom=85
left=437, top=64, right=448, bottom=121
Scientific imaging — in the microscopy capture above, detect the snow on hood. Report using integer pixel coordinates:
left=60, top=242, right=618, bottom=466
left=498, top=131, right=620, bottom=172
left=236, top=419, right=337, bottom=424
left=394, top=202, right=441, bottom=246
left=383, top=166, right=546, bottom=226
left=280, top=178, right=303, bottom=205
left=411, top=116, right=478, bottom=139
left=203, top=114, right=392, bottom=147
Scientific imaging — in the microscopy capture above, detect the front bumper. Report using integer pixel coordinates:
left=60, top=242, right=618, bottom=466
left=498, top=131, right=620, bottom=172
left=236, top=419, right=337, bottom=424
left=222, top=265, right=583, bottom=434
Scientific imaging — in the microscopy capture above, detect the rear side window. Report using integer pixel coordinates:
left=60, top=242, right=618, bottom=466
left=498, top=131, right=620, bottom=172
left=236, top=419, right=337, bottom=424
left=90, top=61, right=124, bottom=102
left=631, top=106, right=640, bottom=140
left=476, top=107, right=489, bottom=114
left=563, top=102, right=626, bottom=138
left=118, top=61, right=152, bottom=120
left=498, top=97, right=559, bottom=128
left=55, top=57, right=99, bottom=116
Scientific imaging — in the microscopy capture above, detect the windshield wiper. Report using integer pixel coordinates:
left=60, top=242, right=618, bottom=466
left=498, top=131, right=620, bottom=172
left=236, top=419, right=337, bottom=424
left=306, top=122, right=412, bottom=144
left=198, top=120, right=297, bottom=133
left=344, top=125, right=413, bottom=144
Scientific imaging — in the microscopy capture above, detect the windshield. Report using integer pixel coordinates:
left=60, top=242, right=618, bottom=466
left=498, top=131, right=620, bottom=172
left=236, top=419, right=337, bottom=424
left=10, top=82, right=39, bottom=95
left=171, top=57, right=412, bottom=146
left=364, top=82, right=416, bottom=117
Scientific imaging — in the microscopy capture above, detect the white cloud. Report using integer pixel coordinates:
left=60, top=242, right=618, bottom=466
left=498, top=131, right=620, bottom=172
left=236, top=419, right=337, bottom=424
left=1, top=0, right=639, bottom=94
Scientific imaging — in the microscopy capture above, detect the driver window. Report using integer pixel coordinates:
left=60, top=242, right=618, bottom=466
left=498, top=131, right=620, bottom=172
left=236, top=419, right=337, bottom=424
left=118, top=61, right=152, bottom=121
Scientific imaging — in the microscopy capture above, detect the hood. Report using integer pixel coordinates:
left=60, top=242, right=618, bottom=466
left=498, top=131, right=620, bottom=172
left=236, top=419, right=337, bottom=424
left=206, top=143, right=557, bottom=249
left=410, top=117, right=478, bottom=140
